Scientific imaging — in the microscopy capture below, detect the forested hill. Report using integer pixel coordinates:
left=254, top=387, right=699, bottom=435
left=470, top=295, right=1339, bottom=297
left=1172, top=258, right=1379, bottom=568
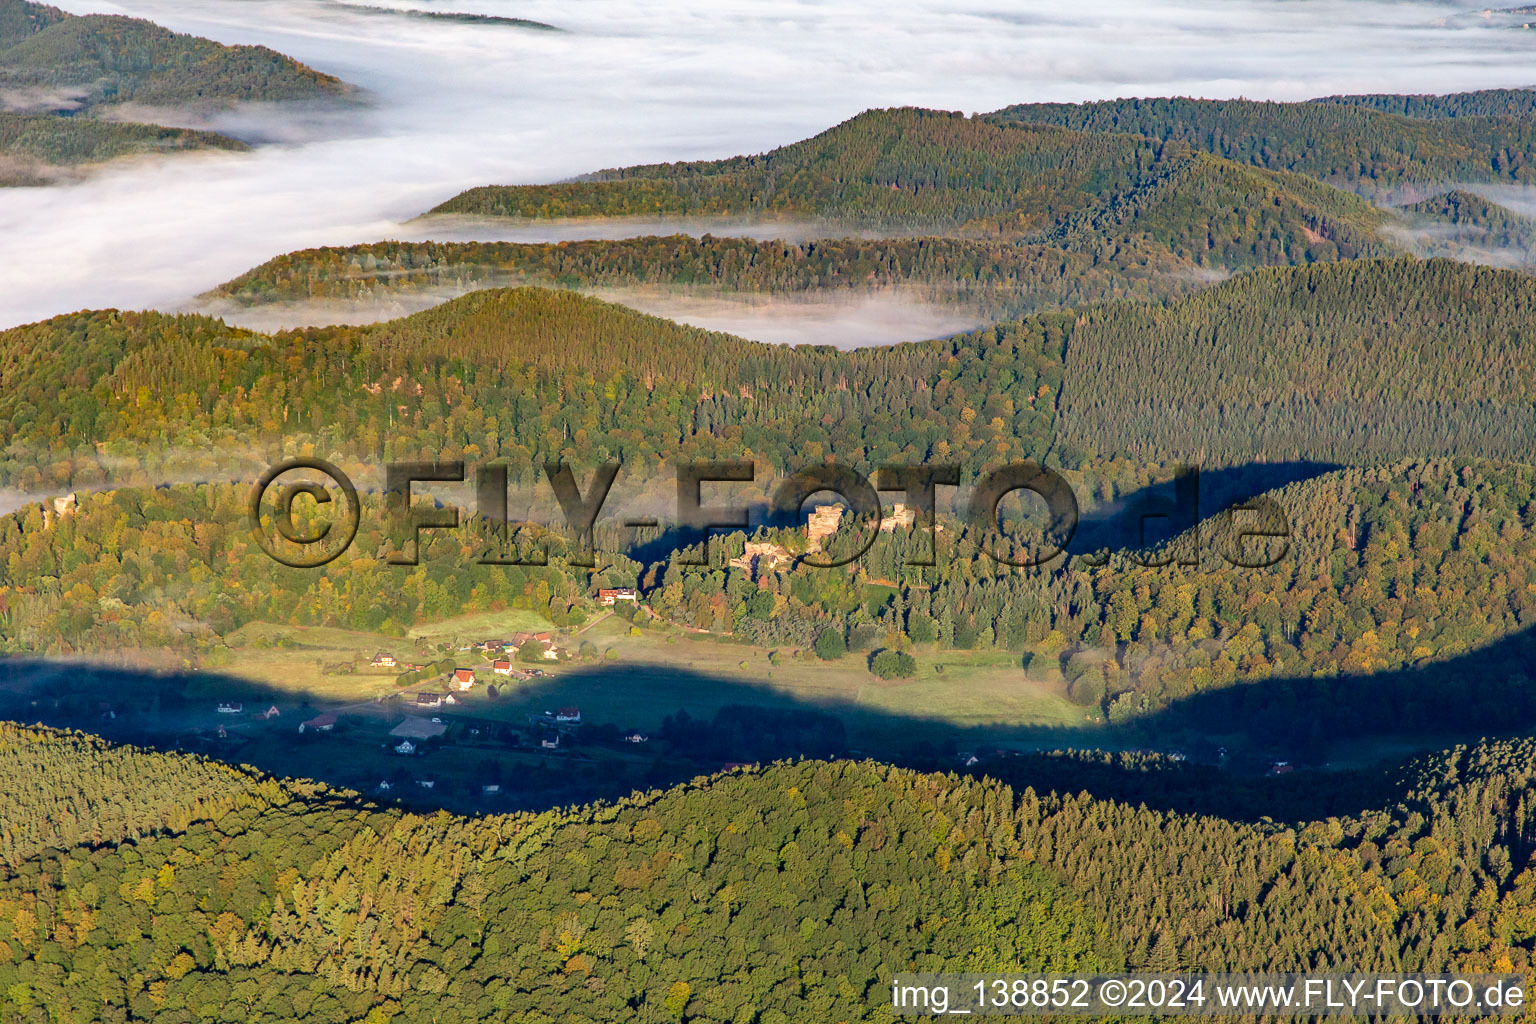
left=0, top=738, right=1109, bottom=1022
left=428, top=107, right=1392, bottom=271
left=4, top=259, right=1536, bottom=495
left=1395, top=189, right=1536, bottom=261
left=0, top=0, right=345, bottom=182
left=0, top=0, right=342, bottom=111
left=0, top=288, right=1068, bottom=492
left=1057, top=257, right=1536, bottom=465
left=205, top=234, right=1197, bottom=322
left=0, top=110, right=245, bottom=185
left=1313, top=87, right=1536, bottom=119
left=985, top=95, right=1536, bottom=196
left=5, top=726, right=1536, bottom=1019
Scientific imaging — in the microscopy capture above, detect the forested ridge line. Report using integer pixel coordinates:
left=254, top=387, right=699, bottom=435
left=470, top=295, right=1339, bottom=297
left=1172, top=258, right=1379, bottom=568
left=205, top=234, right=1199, bottom=322
left=0, top=285, right=1069, bottom=495
left=1056, top=257, right=1536, bottom=464
left=0, top=111, right=244, bottom=184
left=0, top=0, right=345, bottom=180
left=0, top=0, right=343, bottom=111
left=5, top=258, right=1536, bottom=497
left=1313, top=87, right=1536, bottom=120
left=986, top=94, right=1536, bottom=196
left=427, top=107, right=1392, bottom=272
left=3, top=724, right=1536, bottom=1019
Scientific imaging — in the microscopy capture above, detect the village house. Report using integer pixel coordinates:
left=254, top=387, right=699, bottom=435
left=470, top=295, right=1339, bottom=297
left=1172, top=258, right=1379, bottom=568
left=370, top=652, right=397, bottom=668
left=510, top=631, right=552, bottom=651
left=482, top=783, right=501, bottom=795
left=299, top=712, right=337, bottom=734
left=394, top=739, right=417, bottom=755
left=217, top=701, right=243, bottom=714
left=261, top=705, right=281, bottom=720
left=492, top=660, right=514, bottom=675
left=555, top=707, right=581, bottom=724
left=623, top=731, right=649, bottom=744
left=452, top=668, right=476, bottom=691
left=540, top=734, right=560, bottom=750
left=597, top=588, right=638, bottom=606
left=411, top=692, right=444, bottom=709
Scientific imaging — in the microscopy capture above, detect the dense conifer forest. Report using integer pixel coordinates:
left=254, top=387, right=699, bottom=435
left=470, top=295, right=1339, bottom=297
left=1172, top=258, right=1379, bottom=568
left=986, top=94, right=1536, bottom=195
left=429, top=108, right=1390, bottom=271
left=207, top=234, right=1196, bottom=322
left=1, top=725, right=1536, bottom=1020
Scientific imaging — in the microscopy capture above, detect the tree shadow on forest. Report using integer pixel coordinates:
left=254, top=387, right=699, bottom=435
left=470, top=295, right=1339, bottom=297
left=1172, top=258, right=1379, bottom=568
left=1, top=612, right=1532, bottom=825
left=1066, top=459, right=1342, bottom=557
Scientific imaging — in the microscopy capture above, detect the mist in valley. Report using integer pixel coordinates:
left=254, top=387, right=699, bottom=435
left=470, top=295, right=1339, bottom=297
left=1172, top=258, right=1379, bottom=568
left=4, top=0, right=1536, bottom=337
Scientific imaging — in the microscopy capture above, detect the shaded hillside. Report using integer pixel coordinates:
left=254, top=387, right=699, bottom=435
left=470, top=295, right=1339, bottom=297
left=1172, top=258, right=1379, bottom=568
left=430, top=107, right=1393, bottom=271
left=987, top=96, right=1536, bottom=196
left=1393, top=189, right=1536, bottom=262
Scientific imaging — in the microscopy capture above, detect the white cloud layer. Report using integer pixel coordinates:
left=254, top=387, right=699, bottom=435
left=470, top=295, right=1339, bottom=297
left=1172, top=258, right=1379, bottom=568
left=2, top=0, right=1535, bottom=330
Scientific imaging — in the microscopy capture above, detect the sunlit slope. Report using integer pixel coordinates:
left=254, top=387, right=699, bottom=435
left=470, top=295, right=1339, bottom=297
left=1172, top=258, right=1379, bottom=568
left=5, top=725, right=1536, bottom=1018
left=0, top=287, right=1066, bottom=491
left=7, top=257, right=1536, bottom=491
left=430, top=107, right=1394, bottom=270
left=0, top=0, right=343, bottom=110
left=0, top=747, right=1108, bottom=1020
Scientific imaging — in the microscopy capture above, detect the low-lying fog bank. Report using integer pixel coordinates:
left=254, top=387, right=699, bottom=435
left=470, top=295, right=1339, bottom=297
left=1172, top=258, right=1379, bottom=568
left=5, top=0, right=1536, bottom=329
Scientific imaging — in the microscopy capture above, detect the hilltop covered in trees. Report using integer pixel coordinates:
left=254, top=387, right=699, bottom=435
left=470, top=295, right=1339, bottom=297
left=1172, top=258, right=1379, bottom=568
left=1057, top=258, right=1536, bottom=464
left=0, top=286, right=1069, bottom=494
left=0, top=0, right=341, bottom=110
left=4, top=258, right=1534, bottom=499
left=1314, top=86, right=1536, bottom=119
left=0, top=110, right=245, bottom=184
left=430, top=107, right=1390, bottom=271
left=1393, top=190, right=1536, bottom=264
left=986, top=94, right=1536, bottom=196
left=206, top=234, right=1196, bottom=323
left=0, top=0, right=345, bottom=182
left=3, top=725, right=1536, bottom=1019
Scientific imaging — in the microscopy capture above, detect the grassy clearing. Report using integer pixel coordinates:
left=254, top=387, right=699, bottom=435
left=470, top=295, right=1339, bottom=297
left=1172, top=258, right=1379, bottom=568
left=406, top=609, right=555, bottom=643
